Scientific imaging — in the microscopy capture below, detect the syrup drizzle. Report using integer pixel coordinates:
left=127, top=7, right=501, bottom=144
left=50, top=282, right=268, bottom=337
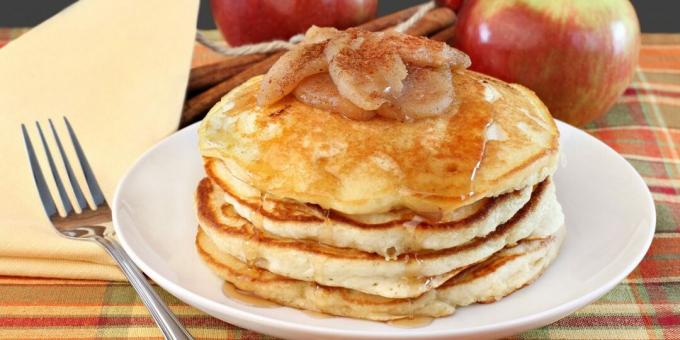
left=318, top=208, right=333, bottom=245
left=467, top=119, right=492, bottom=199
left=242, top=192, right=267, bottom=268
left=222, top=282, right=280, bottom=308
left=386, top=316, right=434, bottom=328
left=402, top=215, right=422, bottom=257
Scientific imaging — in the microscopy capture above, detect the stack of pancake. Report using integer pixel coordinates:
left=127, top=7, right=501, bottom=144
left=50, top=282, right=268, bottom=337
left=195, top=67, right=565, bottom=321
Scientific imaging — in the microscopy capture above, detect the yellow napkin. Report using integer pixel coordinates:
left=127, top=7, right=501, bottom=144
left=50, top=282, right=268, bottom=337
left=0, top=0, right=199, bottom=280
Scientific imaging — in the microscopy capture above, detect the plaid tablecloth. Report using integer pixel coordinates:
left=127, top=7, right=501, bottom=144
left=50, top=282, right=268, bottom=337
left=0, top=29, right=678, bottom=339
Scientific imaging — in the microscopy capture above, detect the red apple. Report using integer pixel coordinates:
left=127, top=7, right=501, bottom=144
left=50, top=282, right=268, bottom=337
left=436, top=0, right=463, bottom=12
left=455, top=0, right=640, bottom=126
left=210, top=0, right=378, bottom=47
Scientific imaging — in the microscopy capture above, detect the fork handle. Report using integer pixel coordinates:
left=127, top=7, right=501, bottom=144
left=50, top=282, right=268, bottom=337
left=94, top=236, right=194, bottom=340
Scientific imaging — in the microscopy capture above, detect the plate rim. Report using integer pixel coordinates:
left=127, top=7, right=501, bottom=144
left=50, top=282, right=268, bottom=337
left=112, top=120, right=656, bottom=338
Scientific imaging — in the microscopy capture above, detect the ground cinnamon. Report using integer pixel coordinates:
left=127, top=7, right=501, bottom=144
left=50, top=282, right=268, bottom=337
left=180, top=5, right=456, bottom=127
left=187, top=4, right=423, bottom=95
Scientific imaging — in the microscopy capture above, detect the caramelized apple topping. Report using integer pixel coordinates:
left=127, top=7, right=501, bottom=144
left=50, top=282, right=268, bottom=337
left=258, top=26, right=471, bottom=121
left=293, top=73, right=376, bottom=120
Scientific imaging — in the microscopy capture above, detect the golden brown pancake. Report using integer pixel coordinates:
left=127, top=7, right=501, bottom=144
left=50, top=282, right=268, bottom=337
left=198, top=70, right=559, bottom=216
left=196, top=224, right=565, bottom=321
left=196, top=176, right=563, bottom=298
left=204, top=157, right=533, bottom=258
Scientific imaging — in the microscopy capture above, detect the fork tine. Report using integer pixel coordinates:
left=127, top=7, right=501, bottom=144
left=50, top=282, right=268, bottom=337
left=49, top=119, right=88, bottom=211
left=63, top=117, right=105, bottom=206
left=22, top=124, right=59, bottom=217
left=36, top=121, right=73, bottom=215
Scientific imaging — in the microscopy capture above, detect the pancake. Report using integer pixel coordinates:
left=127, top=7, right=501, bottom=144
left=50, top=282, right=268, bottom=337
left=196, top=176, right=563, bottom=298
left=198, top=69, right=559, bottom=216
left=195, top=224, right=565, bottom=321
left=440, top=226, right=565, bottom=306
left=205, top=157, right=532, bottom=258
left=195, top=28, right=565, bottom=323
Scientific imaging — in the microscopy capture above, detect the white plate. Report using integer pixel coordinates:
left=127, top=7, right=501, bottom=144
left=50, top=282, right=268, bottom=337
left=113, top=121, right=655, bottom=340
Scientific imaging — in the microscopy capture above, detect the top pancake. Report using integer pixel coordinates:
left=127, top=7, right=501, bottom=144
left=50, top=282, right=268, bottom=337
left=199, top=69, right=559, bottom=215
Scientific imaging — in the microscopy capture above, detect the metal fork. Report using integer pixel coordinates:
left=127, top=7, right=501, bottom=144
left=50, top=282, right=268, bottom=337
left=22, top=117, right=193, bottom=340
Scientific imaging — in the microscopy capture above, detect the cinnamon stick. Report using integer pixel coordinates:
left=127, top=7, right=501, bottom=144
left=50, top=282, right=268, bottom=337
left=188, top=53, right=269, bottom=92
left=180, top=51, right=285, bottom=127
left=430, top=25, right=456, bottom=44
left=189, top=64, right=249, bottom=94
left=404, top=7, right=456, bottom=37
